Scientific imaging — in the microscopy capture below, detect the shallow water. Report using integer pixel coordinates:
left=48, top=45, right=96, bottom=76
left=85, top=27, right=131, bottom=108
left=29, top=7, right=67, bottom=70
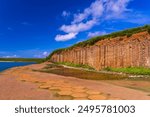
left=40, top=64, right=128, bottom=80
left=0, top=62, right=35, bottom=72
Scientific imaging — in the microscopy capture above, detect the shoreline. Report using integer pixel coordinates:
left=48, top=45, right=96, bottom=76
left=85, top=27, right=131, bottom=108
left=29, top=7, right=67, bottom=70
left=1, top=61, right=150, bottom=78
left=0, top=62, right=37, bottom=73
left=0, top=63, right=150, bottom=100
left=0, top=61, right=36, bottom=62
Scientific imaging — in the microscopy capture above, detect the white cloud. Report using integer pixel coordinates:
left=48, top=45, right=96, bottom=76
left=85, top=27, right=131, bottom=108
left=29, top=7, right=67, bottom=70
left=43, top=51, right=49, bottom=56
left=88, top=31, right=107, bottom=38
left=105, top=0, right=131, bottom=19
left=3, top=55, right=18, bottom=58
left=55, top=33, right=78, bottom=41
left=56, top=0, right=132, bottom=41
left=0, top=50, right=51, bottom=58
left=34, top=51, right=49, bottom=58
left=60, top=19, right=97, bottom=33
left=72, top=0, right=104, bottom=24
left=60, top=0, right=104, bottom=34
left=62, top=11, right=70, bottom=17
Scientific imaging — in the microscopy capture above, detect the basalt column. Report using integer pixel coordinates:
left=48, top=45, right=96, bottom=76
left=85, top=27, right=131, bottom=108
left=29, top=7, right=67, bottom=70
left=50, top=32, right=150, bottom=70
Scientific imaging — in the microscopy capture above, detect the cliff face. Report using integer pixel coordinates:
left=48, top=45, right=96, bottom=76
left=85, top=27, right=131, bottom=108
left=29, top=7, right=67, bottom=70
left=50, top=31, right=150, bottom=70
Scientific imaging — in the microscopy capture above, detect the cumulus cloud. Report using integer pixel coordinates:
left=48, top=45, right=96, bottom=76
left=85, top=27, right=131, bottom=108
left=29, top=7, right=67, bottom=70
left=60, top=19, right=97, bottom=33
left=55, top=33, right=78, bottom=41
left=56, top=0, right=132, bottom=41
left=60, top=0, right=104, bottom=34
left=105, top=0, right=131, bottom=19
left=88, top=31, right=107, bottom=38
left=72, top=0, right=104, bottom=24
left=62, top=11, right=70, bottom=17
left=43, top=51, right=49, bottom=56
left=34, top=51, right=50, bottom=58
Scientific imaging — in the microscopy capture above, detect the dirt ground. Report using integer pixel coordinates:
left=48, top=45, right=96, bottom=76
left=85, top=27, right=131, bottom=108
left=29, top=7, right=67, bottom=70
left=0, top=63, right=150, bottom=100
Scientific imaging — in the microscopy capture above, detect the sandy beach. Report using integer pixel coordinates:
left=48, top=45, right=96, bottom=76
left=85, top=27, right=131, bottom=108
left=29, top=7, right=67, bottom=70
left=0, top=63, right=150, bottom=100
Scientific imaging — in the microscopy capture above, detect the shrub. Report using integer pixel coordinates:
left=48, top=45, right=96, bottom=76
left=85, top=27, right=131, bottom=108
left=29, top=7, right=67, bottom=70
left=104, top=67, right=111, bottom=71
left=127, top=33, right=132, bottom=38
left=104, top=67, right=150, bottom=75
left=148, top=27, right=150, bottom=34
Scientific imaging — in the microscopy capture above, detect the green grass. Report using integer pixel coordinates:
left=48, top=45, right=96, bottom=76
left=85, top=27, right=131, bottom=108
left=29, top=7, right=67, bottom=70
left=148, top=27, right=150, bottom=34
left=0, top=58, right=45, bottom=63
left=104, top=67, right=150, bottom=75
left=55, top=62, right=94, bottom=70
left=47, top=25, right=150, bottom=59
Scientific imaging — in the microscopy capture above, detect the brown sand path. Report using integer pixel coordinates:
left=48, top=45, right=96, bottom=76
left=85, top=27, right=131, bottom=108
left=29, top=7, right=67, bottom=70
left=0, top=63, right=150, bottom=100
left=0, top=74, right=55, bottom=100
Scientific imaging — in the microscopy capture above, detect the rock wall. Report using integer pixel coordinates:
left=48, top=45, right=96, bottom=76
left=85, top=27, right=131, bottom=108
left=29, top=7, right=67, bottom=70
left=50, top=32, right=150, bottom=70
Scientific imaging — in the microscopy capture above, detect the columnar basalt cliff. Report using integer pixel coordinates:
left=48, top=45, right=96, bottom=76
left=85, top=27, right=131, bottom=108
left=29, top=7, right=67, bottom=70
left=50, top=30, right=150, bottom=70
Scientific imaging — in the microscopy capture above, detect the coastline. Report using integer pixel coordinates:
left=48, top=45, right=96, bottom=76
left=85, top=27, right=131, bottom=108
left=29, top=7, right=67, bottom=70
left=0, top=62, right=150, bottom=100
left=0, top=61, right=36, bottom=62
left=0, top=61, right=36, bottom=73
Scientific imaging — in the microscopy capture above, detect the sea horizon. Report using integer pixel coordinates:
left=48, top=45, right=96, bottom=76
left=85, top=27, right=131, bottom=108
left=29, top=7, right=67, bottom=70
left=0, top=61, right=35, bottom=72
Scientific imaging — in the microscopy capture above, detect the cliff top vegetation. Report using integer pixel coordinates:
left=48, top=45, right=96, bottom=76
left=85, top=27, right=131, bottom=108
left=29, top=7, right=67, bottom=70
left=47, top=25, right=150, bottom=60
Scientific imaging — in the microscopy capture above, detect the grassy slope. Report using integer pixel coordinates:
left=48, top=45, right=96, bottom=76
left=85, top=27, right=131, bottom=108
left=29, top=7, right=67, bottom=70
left=104, top=67, right=150, bottom=75
left=47, top=25, right=150, bottom=59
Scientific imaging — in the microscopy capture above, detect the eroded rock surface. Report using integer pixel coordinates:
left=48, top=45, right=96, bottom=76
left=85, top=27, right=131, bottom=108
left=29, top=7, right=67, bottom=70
left=51, top=32, right=150, bottom=70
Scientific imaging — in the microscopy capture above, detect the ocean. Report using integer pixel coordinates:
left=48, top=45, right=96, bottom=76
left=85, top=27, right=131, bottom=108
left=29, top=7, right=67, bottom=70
left=0, top=62, right=35, bottom=72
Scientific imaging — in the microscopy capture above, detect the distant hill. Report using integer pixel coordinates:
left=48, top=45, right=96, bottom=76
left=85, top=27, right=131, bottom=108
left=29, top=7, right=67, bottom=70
left=0, top=58, right=45, bottom=63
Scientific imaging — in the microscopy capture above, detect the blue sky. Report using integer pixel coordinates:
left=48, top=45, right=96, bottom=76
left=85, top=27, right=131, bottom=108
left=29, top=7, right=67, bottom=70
left=0, top=0, right=150, bottom=58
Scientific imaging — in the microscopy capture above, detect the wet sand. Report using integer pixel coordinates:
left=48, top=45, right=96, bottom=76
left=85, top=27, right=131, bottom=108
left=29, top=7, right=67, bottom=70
left=0, top=63, right=150, bottom=100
